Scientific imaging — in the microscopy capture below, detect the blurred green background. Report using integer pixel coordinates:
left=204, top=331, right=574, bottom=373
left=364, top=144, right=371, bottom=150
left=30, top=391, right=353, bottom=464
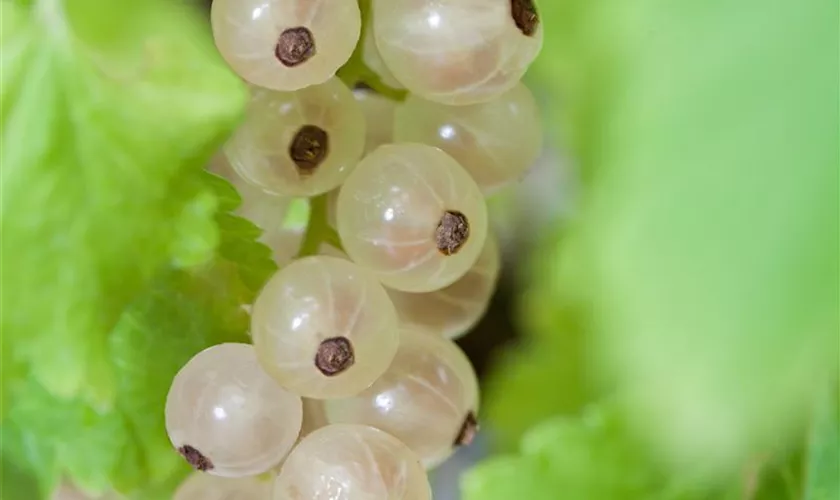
left=1, top=0, right=837, bottom=499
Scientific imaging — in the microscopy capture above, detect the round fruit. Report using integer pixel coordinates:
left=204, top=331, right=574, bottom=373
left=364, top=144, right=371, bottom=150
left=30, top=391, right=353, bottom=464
left=361, top=10, right=403, bottom=90
left=211, top=0, right=361, bottom=91
left=251, top=256, right=399, bottom=398
left=165, top=343, right=303, bottom=477
left=336, top=143, right=488, bottom=292
left=274, top=424, right=431, bottom=500
left=373, top=0, right=543, bottom=104
left=387, top=235, right=500, bottom=339
left=354, top=87, right=397, bottom=154
left=324, top=327, right=480, bottom=467
left=174, top=474, right=272, bottom=500
left=225, top=78, right=365, bottom=197
left=393, top=82, right=542, bottom=193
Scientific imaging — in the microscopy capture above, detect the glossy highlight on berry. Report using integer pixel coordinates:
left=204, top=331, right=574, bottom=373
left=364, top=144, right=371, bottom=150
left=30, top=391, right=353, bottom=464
left=324, top=327, right=480, bottom=467
left=393, top=82, right=543, bottom=193
left=225, top=78, right=365, bottom=197
left=165, top=343, right=303, bottom=477
left=273, top=424, right=432, bottom=500
left=387, top=235, right=501, bottom=338
left=251, top=256, right=399, bottom=398
left=211, top=0, right=361, bottom=91
left=336, top=143, right=488, bottom=292
left=373, top=0, right=543, bottom=104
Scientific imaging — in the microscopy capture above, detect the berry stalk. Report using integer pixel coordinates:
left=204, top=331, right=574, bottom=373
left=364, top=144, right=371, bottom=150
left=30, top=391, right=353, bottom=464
left=296, top=193, right=343, bottom=258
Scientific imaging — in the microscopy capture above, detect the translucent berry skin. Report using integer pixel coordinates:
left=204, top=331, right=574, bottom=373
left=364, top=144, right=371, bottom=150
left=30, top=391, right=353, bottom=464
left=373, top=0, right=542, bottom=105
left=251, top=256, right=399, bottom=398
left=225, top=78, right=365, bottom=197
left=393, top=83, right=542, bottom=193
left=336, top=144, right=488, bottom=293
left=324, top=328, right=480, bottom=467
left=261, top=227, right=304, bottom=268
left=354, top=88, right=397, bottom=154
left=165, top=343, right=303, bottom=477
left=274, top=424, right=431, bottom=500
left=361, top=11, right=404, bottom=90
left=174, top=474, right=272, bottom=500
left=211, top=0, right=361, bottom=91
left=388, top=235, right=500, bottom=339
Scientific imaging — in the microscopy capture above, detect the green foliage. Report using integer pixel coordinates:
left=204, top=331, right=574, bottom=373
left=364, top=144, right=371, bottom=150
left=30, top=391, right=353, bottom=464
left=1, top=174, right=276, bottom=499
left=0, top=0, right=273, bottom=497
left=804, top=387, right=840, bottom=500
left=481, top=232, right=594, bottom=450
left=1, top=185, right=274, bottom=500
left=513, top=0, right=839, bottom=478
left=0, top=0, right=247, bottom=406
left=464, top=405, right=729, bottom=500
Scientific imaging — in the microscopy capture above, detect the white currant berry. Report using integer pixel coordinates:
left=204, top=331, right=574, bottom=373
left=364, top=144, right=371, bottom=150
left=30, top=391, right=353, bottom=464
left=373, top=0, right=543, bottom=105
left=225, top=79, right=365, bottom=198
left=274, top=424, right=431, bottom=500
left=211, top=0, right=361, bottom=91
left=174, top=474, right=272, bottom=500
left=165, top=343, right=303, bottom=477
left=324, top=327, right=480, bottom=467
left=388, top=235, right=500, bottom=339
left=354, top=87, right=397, bottom=154
left=336, top=143, right=488, bottom=293
left=393, top=82, right=542, bottom=193
left=361, top=11, right=404, bottom=90
left=251, top=256, right=399, bottom=398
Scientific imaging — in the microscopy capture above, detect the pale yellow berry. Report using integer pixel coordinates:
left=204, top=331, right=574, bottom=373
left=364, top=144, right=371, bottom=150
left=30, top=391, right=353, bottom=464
left=373, top=0, right=542, bottom=104
left=165, top=343, right=303, bottom=477
left=251, top=256, right=399, bottom=398
left=225, top=78, right=365, bottom=197
left=388, top=235, right=500, bottom=339
left=274, top=424, right=431, bottom=499
left=324, top=327, right=480, bottom=467
left=174, top=474, right=272, bottom=500
left=336, top=144, right=488, bottom=292
left=211, top=0, right=360, bottom=91
left=393, top=83, right=542, bottom=193
left=361, top=11, right=404, bottom=90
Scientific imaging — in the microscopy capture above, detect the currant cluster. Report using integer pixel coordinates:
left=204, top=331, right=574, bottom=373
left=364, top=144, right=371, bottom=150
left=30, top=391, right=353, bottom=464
left=165, top=0, right=542, bottom=498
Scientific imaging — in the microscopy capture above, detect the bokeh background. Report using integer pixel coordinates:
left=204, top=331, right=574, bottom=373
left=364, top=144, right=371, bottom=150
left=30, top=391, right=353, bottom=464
left=2, top=0, right=837, bottom=499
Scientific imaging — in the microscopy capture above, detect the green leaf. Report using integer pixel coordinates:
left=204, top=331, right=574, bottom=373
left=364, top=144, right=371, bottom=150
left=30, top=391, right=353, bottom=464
left=463, top=405, right=722, bottom=500
left=804, top=387, right=840, bottom=500
left=534, top=0, right=839, bottom=474
left=1, top=257, right=260, bottom=499
left=0, top=0, right=247, bottom=405
left=206, top=171, right=278, bottom=304
left=1, top=163, right=277, bottom=499
left=481, top=232, right=594, bottom=450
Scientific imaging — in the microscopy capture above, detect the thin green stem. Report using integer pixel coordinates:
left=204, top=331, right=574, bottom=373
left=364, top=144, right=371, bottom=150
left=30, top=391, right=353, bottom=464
left=296, top=194, right=344, bottom=258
